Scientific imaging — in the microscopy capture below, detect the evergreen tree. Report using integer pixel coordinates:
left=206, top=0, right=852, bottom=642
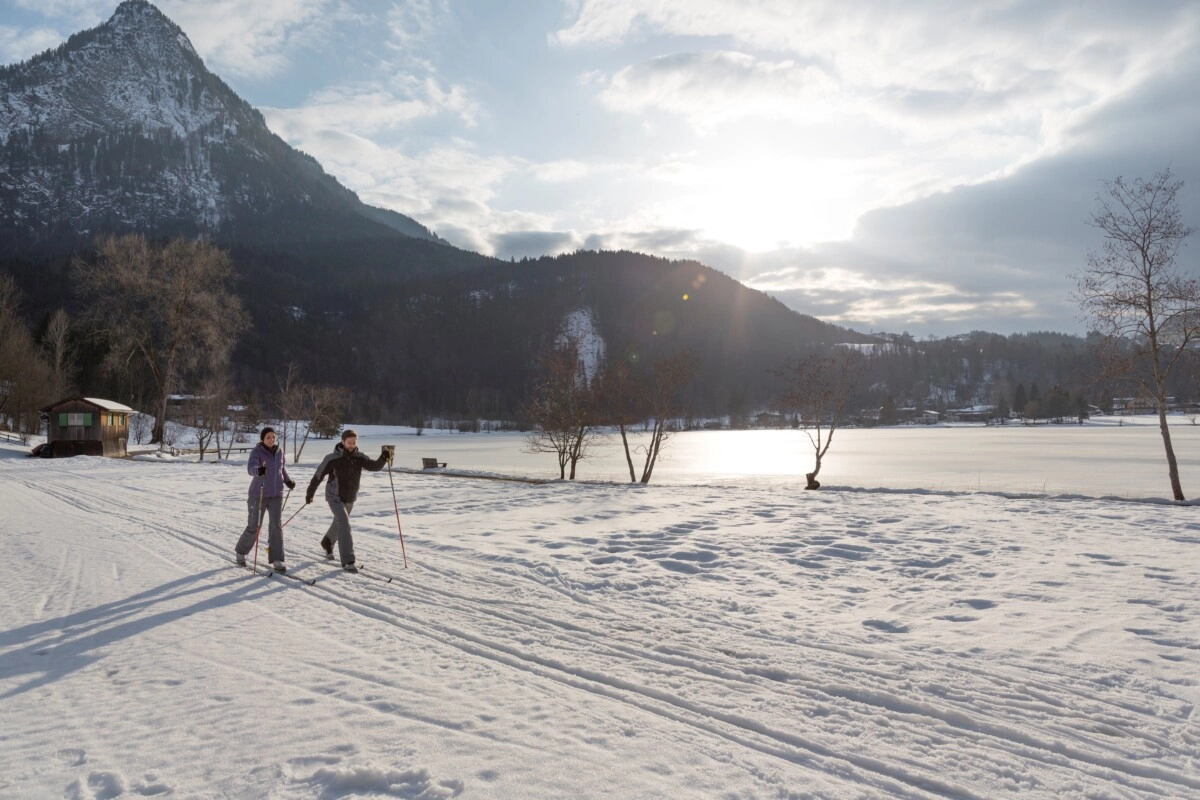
left=995, top=393, right=1010, bottom=424
left=880, top=394, right=898, bottom=426
left=1013, top=384, right=1028, bottom=417
left=1099, top=388, right=1114, bottom=414
left=1027, top=383, right=1042, bottom=420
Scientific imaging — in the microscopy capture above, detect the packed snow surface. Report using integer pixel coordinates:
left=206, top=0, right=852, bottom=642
left=1, top=436, right=1198, bottom=798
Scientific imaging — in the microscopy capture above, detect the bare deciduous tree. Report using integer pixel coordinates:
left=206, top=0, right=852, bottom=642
left=594, top=349, right=695, bottom=484
left=596, top=350, right=643, bottom=482
left=222, top=400, right=258, bottom=459
left=1073, top=168, right=1199, bottom=501
left=308, top=385, right=345, bottom=440
left=277, top=362, right=310, bottom=463
left=192, top=375, right=233, bottom=461
left=525, top=339, right=599, bottom=479
left=42, top=309, right=75, bottom=399
left=274, top=367, right=344, bottom=461
left=129, top=412, right=152, bottom=445
left=74, top=235, right=248, bottom=448
left=775, top=349, right=864, bottom=490
left=635, top=350, right=696, bottom=485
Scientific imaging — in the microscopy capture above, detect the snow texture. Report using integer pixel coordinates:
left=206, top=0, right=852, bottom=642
left=1, top=431, right=1198, bottom=799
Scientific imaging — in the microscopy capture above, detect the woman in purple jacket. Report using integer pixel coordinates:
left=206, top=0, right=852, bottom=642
left=234, top=427, right=296, bottom=571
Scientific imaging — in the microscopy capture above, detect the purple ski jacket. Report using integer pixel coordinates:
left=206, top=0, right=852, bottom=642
left=247, top=442, right=292, bottom=500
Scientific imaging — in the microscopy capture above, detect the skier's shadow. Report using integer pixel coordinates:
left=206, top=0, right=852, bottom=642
left=0, top=568, right=272, bottom=700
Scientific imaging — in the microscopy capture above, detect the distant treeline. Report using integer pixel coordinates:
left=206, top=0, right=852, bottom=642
left=4, top=245, right=1194, bottom=427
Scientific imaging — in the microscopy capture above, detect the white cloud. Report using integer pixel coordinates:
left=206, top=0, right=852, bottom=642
left=11, top=0, right=105, bottom=20
left=268, top=75, right=477, bottom=136
left=530, top=159, right=593, bottom=182
left=0, top=25, right=66, bottom=64
left=159, top=0, right=338, bottom=79
left=562, top=1, right=1197, bottom=145
left=599, top=51, right=838, bottom=126
left=264, top=98, right=518, bottom=248
left=386, top=0, right=449, bottom=49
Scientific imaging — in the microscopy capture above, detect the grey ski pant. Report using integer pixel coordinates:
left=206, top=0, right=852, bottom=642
left=326, top=499, right=356, bottom=566
left=235, top=495, right=284, bottom=563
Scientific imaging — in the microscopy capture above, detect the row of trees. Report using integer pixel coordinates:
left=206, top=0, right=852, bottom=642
left=2, top=235, right=349, bottom=462
left=0, top=276, right=71, bottom=439
left=178, top=366, right=347, bottom=462
left=524, top=341, right=696, bottom=483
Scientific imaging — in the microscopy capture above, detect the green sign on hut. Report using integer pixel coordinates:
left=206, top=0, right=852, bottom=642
left=39, top=396, right=135, bottom=458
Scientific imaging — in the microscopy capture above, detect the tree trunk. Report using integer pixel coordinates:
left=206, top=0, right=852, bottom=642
left=618, top=423, right=637, bottom=482
left=154, top=390, right=169, bottom=447
left=640, top=420, right=666, bottom=484
left=151, top=351, right=176, bottom=447
left=805, top=456, right=823, bottom=490
left=1157, top=406, right=1185, bottom=501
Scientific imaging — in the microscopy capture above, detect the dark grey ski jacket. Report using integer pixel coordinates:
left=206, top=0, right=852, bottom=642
left=306, top=445, right=387, bottom=504
left=310, top=442, right=345, bottom=503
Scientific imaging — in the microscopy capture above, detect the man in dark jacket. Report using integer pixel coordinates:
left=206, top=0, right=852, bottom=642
left=305, top=429, right=389, bottom=572
left=312, top=440, right=345, bottom=558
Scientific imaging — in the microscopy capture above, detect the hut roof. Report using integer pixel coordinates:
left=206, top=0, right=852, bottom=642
left=41, top=396, right=135, bottom=414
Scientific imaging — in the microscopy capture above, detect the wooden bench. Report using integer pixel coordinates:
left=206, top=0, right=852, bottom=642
left=421, top=457, right=447, bottom=469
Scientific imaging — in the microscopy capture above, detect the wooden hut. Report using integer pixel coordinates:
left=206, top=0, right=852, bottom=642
left=39, top=396, right=134, bottom=457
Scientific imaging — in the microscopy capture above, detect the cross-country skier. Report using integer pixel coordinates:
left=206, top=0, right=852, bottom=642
left=305, top=429, right=390, bottom=572
left=312, top=439, right=347, bottom=558
left=234, top=427, right=295, bottom=571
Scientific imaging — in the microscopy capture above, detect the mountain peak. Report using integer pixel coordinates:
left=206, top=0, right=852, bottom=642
left=107, top=0, right=194, bottom=51
left=0, top=0, right=246, bottom=143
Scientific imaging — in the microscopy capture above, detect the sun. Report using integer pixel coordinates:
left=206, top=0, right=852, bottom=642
left=660, top=153, right=867, bottom=252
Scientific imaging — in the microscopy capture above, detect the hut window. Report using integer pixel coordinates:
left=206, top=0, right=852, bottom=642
left=60, top=412, right=92, bottom=426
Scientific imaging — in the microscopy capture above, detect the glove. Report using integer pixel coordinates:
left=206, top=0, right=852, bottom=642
left=382, top=445, right=395, bottom=464
left=305, top=492, right=314, bottom=504
left=257, top=464, right=267, bottom=476
left=285, top=479, right=296, bottom=490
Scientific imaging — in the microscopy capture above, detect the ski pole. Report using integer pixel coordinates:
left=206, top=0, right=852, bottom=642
left=386, top=457, right=408, bottom=569
left=281, top=487, right=292, bottom=514
left=251, top=475, right=266, bottom=573
left=281, top=501, right=307, bottom=528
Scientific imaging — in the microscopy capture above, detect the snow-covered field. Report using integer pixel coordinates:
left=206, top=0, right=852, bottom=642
left=2, top=436, right=1198, bottom=799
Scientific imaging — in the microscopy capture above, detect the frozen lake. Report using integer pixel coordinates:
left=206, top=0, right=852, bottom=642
left=337, top=415, right=1200, bottom=500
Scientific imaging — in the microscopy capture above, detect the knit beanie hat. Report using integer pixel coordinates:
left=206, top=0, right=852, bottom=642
left=260, top=427, right=276, bottom=441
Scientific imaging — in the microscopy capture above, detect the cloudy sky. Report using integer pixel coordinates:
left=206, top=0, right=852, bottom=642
left=3, top=0, right=1200, bottom=336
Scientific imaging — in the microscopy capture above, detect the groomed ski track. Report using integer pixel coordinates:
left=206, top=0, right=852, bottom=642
left=3, top=454, right=1198, bottom=799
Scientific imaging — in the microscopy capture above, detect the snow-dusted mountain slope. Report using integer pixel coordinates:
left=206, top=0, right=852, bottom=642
left=0, top=0, right=439, bottom=249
